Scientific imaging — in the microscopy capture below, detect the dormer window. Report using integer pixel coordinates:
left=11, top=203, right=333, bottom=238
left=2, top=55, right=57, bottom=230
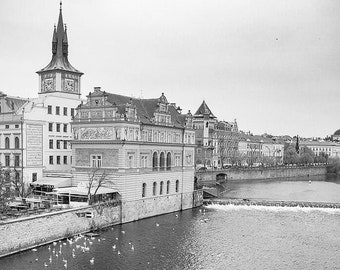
left=159, top=104, right=166, bottom=112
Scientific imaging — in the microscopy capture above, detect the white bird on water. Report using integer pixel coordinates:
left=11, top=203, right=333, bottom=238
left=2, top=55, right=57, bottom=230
left=156, top=223, right=160, bottom=227
left=131, top=245, right=135, bottom=251
left=44, top=262, right=48, bottom=267
left=112, top=244, right=116, bottom=250
left=90, top=257, right=95, bottom=265
left=117, top=250, right=121, bottom=255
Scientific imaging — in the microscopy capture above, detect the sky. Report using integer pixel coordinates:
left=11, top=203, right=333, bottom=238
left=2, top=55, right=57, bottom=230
left=0, top=0, right=339, bottom=138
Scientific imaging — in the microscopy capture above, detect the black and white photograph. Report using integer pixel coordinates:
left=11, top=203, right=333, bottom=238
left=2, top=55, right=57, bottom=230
left=0, top=0, right=339, bottom=269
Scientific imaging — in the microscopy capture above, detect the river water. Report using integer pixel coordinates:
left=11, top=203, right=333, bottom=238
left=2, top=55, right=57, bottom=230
left=1, top=176, right=340, bottom=270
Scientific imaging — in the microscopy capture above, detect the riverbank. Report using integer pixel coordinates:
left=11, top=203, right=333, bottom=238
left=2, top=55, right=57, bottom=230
left=196, top=165, right=326, bottom=186
left=204, top=198, right=340, bottom=209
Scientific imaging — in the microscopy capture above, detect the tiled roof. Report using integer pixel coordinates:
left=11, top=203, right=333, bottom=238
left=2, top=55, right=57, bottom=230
left=194, top=100, right=216, bottom=118
left=105, top=92, right=187, bottom=128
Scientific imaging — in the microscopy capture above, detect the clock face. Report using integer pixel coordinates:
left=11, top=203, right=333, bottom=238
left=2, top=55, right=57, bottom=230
left=44, top=78, right=54, bottom=92
left=65, top=79, right=75, bottom=92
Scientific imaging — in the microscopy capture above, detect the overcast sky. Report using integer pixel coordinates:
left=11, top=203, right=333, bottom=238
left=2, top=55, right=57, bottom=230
left=0, top=0, right=339, bottom=138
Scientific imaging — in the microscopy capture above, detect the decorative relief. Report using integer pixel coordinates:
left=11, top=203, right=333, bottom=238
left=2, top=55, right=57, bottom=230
left=91, top=110, right=103, bottom=118
left=80, top=127, right=113, bottom=140
left=105, top=110, right=113, bottom=118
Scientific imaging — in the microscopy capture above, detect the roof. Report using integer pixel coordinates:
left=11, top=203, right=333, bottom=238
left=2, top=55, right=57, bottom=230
left=31, top=177, right=71, bottom=188
left=299, top=141, right=338, bottom=147
left=54, top=186, right=118, bottom=196
left=104, top=92, right=187, bottom=128
left=194, top=100, right=216, bottom=118
left=37, top=3, right=82, bottom=74
left=334, top=129, right=340, bottom=136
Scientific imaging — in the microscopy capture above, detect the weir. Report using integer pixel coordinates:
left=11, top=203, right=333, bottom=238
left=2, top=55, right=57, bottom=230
left=204, top=199, right=340, bottom=209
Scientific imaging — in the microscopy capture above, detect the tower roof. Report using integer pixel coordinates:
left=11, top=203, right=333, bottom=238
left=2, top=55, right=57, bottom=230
left=194, top=100, right=216, bottom=118
left=37, top=2, right=82, bottom=74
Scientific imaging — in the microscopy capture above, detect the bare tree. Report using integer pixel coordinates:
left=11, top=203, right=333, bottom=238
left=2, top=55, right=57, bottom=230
left=87, top=168, right=109, bottom=205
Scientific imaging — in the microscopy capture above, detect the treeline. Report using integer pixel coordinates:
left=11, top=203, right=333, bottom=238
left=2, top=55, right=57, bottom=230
left=283, top=144, right=328, bottom=165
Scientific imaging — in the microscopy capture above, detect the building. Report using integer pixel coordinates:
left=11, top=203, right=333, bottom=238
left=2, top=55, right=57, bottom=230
left=0, top=3, right=82, bottom=186
left=238, top=134, right=284, bottom=166
left=69, top=88, right=197, bottom=222
left=193, top=100, right=239, bottom=168
left=299, top=140, right=340, bottom=159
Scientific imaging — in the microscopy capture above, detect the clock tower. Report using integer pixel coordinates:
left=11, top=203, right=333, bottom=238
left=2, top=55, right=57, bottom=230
left=36, top=2, right=83, bottom=97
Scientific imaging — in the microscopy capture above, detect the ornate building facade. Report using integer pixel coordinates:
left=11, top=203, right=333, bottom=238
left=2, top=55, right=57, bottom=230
left=71, top=88, right=197, bottom=222
left=0, top=3, right=82, bottom=185
left=193, top=100, right=239, bottom=168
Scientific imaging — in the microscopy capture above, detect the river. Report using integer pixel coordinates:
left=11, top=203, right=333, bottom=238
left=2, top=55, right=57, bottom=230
left=1, top=175, right=340, bottom=270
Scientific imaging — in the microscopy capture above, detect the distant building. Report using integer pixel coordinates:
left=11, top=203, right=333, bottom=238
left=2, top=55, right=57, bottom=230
left=70, top=88, right=197, bottom=222
left=238, top=134, right=284, bottom=166
left=332, top=129, right=340, bottom=142
left=299, top=140, right=340, bottom=158
left=193, top=100, right=239, bottom=168
left=0, top=4, right=82, bottom=186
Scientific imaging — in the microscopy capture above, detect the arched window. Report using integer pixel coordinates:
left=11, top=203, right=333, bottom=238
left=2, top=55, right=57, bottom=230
left=15, top=137, right=20, bottom=149
left=166, top=180, right=170, bottom=194
left=142, top=183, right=146, bottom=198
left=160, top=181, right=163, bottom=195
left=166, top=152, right=171, bottom=171
left=176, top=180, right=179, bottom=193
left=160, top=152, right=165, bottom=171
left=5, top=137, right=10, bottom=149
left=153, top=182, right=157, bottom=196
left=153, top=152, right=158, bottom=171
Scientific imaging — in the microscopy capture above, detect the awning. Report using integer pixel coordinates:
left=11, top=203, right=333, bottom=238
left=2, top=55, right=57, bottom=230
left=30, top=177, right=71, bottom=188
left=54, top=186, right=118, bottom=196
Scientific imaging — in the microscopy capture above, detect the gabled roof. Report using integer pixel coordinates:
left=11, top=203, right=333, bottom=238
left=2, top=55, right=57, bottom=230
left=194, top=100, right=216, bottom=118
left=99, top=92, right=187, bottom=128
left=0, top=93, right=29, bottom=113
left=37, top=3, right=82, bottom=74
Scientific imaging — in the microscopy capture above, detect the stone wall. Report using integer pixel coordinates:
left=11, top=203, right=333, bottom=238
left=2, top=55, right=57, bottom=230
left=0, top=204, right=120, bottom=258
left=197, top=166, right=327, bottom=185
left=121, top=191, right=196, bottom=223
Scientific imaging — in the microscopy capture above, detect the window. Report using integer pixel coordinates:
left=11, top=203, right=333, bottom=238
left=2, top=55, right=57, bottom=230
left=48, top=105, right=52, bottom=114
left=71, top=108, right=75, bottom=117
left=63, top=107, right=67, bottom=116
left=152, top=152, right=158, bottom=171
left=56, top=140, right=60, bottom=149
left=5, top=137, right=10, bottom=149
left=5, top=125, right=9, bottom=129
left=64, top=141, right=67, bottom=149
left=160, top=181, right=164, bottom=195
left=5, top=155, right=10, bottom=166
left=141, top=155, right=148, bottom=168
left=153, top=182, right=157, bottom=196
left=166, top=152, right=171, bottom=170
left=15, top=124, right=19, bottom=128
left=49, top=156, right=53, bottom=165
left=56, top=123, right=60, bottom=132
left=91, top=155, right=102, bottom=168
left=176, top=180, right=179, bottom=193
left=49, top=139, right=53, bottom=149
left=32, top=173, right=37, bottom=182
left=15, top=172, right=20, bottom=181
left=49, top=123, right=53, bottom=131
left=63, top=156, right=68, bottom=164
left=57, top=156, right=61, bottom=164
left=175, top=156, right=181, bottom=167
left=142, top=183, right=146, bottom=198
left=15, top=137, right=20, bottom=149
left=56, top=106, right=60, bottom=115
left=159, top=152, right=165, bottom=171
left=63, top=124, right=67, bottom=133
left=128, top=155, right=134, bottom=168
left=14, top=155, right=20, bottom=167
left=167, top=180, right=170, bottom=194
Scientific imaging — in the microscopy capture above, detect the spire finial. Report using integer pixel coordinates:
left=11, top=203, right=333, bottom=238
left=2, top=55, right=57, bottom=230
left=60, top=1, right=62, bottom=10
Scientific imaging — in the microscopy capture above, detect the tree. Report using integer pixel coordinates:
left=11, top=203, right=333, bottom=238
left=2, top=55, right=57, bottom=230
left=87, top=168, right=109, bottom=205
left=283, top=144, right=299, bottom=164
left=314, top=152, right=328, bottom=164
left=298, top=146, right=314, bottom=164
left=0, top=167, right=15, bottom=214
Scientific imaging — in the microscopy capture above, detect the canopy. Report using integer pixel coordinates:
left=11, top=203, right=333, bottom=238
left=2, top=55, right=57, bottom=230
left=30, top=177, right=71, bottom=188
left=53, top=186, right=118, bottom=196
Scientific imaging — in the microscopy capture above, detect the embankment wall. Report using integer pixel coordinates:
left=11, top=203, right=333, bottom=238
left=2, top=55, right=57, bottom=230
left=197, top=166, right=326, bottom=185
left=0, top=204, right=120, bottom=257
